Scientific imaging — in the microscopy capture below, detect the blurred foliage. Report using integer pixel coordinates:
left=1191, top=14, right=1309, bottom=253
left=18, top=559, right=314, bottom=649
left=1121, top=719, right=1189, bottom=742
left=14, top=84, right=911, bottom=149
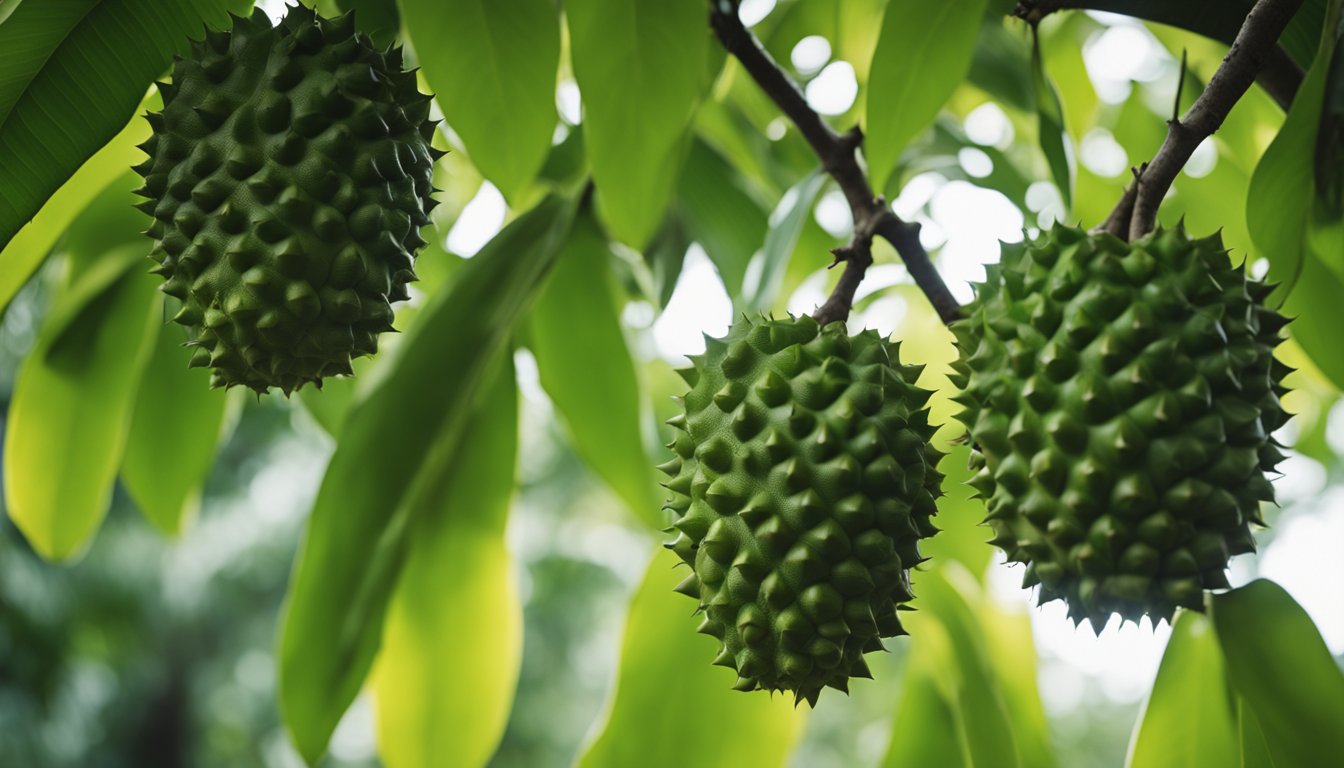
left=2, top=0, right=1343, bottom=767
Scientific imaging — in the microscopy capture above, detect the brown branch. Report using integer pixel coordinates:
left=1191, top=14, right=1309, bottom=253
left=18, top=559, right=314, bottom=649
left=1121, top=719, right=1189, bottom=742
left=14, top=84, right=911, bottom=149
left=1014, top=0, right=1303, bottom=111
left=1120, top=0, right=1305, bottom=240
left=708, top=1, right=962, bottom=326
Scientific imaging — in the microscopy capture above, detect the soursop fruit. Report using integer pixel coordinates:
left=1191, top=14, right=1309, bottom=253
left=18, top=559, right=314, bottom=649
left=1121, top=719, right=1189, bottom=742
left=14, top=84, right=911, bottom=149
left=950, top=223, right=1289, bottom=627
left=660, top=315, right=943, bottom=705
left=133, top=6, right=440, bottom=394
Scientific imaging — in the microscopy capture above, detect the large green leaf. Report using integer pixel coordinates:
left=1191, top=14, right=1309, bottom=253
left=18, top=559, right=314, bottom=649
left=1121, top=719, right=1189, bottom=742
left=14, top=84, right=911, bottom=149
left=908, top=567, right=1022, bottom=768
left=567, top=0, right=709, bottom=248
left=678, top=139, right=769, bottom=299
left=883, top=622, right=970, bottom=768
left=372, top=357, right=521, bottom=768
left=528, top=211, right=659, bottom=527
left=1125, top=610, right=1238, bottom=768
left=1248, top=2, right=1344, bottom=389
left=401, top=0, right=558, bottom=199
left=120, top=320, right=234, bottom=536
left=1211, top=580, right=1344, bottom=767
left=0, top=99, right=150, bottom=316
left=743, top=170, right=826, bottom=312
left=865, top=0, right=988, bottom=193
left=278, top=195, right=575, bottom=764
left=577, top=547, right=804, bottom=768
left=3, top=245, right=160, bottom=560
left=0, top=0, right=250, bottom=254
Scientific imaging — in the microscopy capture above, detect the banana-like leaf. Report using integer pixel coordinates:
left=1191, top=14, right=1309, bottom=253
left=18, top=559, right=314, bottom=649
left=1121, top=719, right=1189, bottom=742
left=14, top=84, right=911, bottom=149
left=0, top=0, right=250, bottom=254
left=567, top=0, right=709, bottom=248
left=1125, top=610, right=1238, bottom=768
left=865, top=0, right=988, bottom=193
left=3, top=245, right=160, bottom=560
left=372, top=356, right=522, bottom=768
left=528, top=210, right=660, bottom=527
left=1211, top=579, right=1344, bottom=767
left=278, top=195, right=575, bottom=764
left=401, top=0, right=559, bottom=199
left=578, top=547, right=805, bottom=768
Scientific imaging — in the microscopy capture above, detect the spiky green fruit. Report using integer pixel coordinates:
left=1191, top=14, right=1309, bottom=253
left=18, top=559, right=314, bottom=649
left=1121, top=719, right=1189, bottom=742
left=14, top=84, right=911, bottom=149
left=133, top=6, right=441, bottom=394
left=660, top=315, right=943, bottom=705
left=951, top=223, right=1289, bottom=628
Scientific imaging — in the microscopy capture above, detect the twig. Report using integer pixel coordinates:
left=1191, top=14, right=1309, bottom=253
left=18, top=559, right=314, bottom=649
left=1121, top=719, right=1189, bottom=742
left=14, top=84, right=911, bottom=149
left=707, top=1, right=962, bottom=326
left=1121, top=0, right=1305, bottom=240
left=1014, top=0, right=1303, bottom=111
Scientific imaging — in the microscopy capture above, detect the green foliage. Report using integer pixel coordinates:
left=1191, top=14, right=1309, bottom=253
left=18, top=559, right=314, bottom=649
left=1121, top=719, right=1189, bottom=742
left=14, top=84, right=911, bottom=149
left=278, top=195, right=574, bottom=763
left=578, top=548, right=804, bottom=768
left=866, top=0, right=987, bottom=193
left=0, top=0, right=251, bottom=253
left=3, top=246, right=159, bottom=559
left=567, top=0, right=711, bottom=248
left=372, top=357, right=522, bottom=768
left=402, top=0, right=558, bottom=199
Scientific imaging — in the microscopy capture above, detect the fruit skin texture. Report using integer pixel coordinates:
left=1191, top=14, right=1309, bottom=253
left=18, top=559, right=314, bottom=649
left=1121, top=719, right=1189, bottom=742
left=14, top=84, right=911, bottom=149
left=951, top=224, right=1289, bottom=628
left=133, top=6, right=441, bottom=394
left=660, top=315, right=943, bottom=706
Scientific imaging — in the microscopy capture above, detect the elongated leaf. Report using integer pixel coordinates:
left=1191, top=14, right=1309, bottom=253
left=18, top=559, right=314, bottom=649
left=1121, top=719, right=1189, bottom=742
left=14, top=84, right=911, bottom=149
left=1125, top=610, right=1238, bottom=768
left=3, top=246, right=160, bottom=560
left=678, top=139, right=769, bottom=299
left=334, top=0, right=399, bottom=48
left=529, top=211, right=659, bottom=527
left=911, top=568, right=1022, bottom=768
left=743, top=171, right=826, bottom=312
left=1249, top=3, right=1344, bottom=388
left=1211, top=579, right=1344, bottom=767
left=0, top=0, right=249, bottom=254
left=0, top=100, right=151, bottom=316
left=402, top=0, right=558, bottom=198
left=120, top=320, right=232, bottom=536
left=883, top=622, right=970, bottom=768
left=578, top=547, right=804, bottom=768
left=1031, top=28, right=1073, bottom=211
left=372, top=357, right=521, bottom=768
left=865, top=0, right=987, bottom=193
left=278, top=195, right=575, bottom=764
left=567, top=0, right=708, bottom=248
left=979, top=601, right=1056, bottom=768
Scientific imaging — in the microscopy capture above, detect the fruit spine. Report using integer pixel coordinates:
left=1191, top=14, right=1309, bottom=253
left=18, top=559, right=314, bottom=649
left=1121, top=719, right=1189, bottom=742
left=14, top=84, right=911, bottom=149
left=660, top=315, right=943, bottom=705
left=951, top=224, right=1289, bottom=627
left=133, top=6, right=441, bottom=394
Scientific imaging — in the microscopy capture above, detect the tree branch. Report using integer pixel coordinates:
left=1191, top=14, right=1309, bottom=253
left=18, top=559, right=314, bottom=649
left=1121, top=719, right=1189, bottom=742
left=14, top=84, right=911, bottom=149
left=708, top=1, right=962, bottom=326
left=1119, top=0, right=1305, bottom=240
left=1013, top=0, right=1303, bottom=111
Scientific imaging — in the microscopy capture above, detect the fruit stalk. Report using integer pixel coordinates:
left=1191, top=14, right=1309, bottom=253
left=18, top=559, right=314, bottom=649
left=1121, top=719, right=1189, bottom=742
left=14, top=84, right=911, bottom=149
left=707, top=0, right=962, bottom=326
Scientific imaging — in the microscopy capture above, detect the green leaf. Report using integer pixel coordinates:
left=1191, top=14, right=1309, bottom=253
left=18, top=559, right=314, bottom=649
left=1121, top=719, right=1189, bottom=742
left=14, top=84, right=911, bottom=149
left=742, top=170, right=826, bottom=312
left=883, top=622, right=971, bottom=768
left=1248, top=2, right=1344, bottom=388
left=334, top=0, right=400, bottom=48
left=865, top=0, right=988, bottom=193
left=528, top=211, right=659, bottom=527
left=577, top=547, right=804, bottom=768
left=1211, top=579, right=1344, bottom=767
left=120, top=320, right=233, bottom=536
left=1031, top=28, right=1073, bottom=211
left=0, top=100, right=151, bottom=316
left=0, top=0, right=250, bottom=254
left=278, top=195, right=575, bottom=764
left=3, top=246, right=160, bottom=560
left=908, top=567, right=1022, bottom=768
left=1125, top=610, right=1238, bottom=768
left=678, top=139, right=769, bottom=300
left=567, top=0, right=709, bottom=248
left=372, top=356, right=522, bottom=768
left=401, top=0, right=558, bottom=199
